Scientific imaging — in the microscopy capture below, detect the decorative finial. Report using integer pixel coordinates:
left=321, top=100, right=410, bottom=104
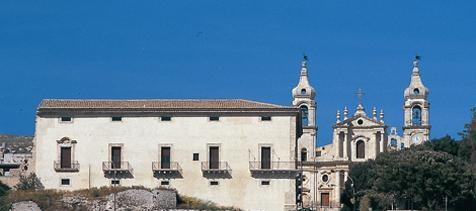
left=355, top=88, right=365, bottom=106
left=379, top=109, right=385, bottom=123
left=301, top=54, right=308, bottom=68
left=413, top=54, right=421, bottom=70
left=372, top=107, right=377, bottom=120
left=336, top=110, right=341, bottom=123
left=343, top=106, right=349, bottom=120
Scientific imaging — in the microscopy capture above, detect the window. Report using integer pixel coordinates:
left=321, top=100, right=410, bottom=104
left=60, top=116, right=72, bottom=122
left=161, top=147, right=171, bottom=169
left=161, top=116, right=172, bottom=121
left=261, top=116, right=272, bottom=121
left=209, top=146, right=219, bottom=169
left=316, top=151, right=321, bottom=157
left=390, top=138, right=398, bottom=147
left=60, top=147, right=72, bottom=169
left=412, top=105, right=422, bottom=126
left=356, top=140, right=365, bottom=159
left=413, top=88, right=420, bottom=95
left=210, top=181, right=219, bottom=186
left=61, top=178, right=70, bottom=186
left=112, top=117, right=122, bottom=121
left=193, top=153, right=199, bottom=161
left=401, top=143, right=405, bottom=149
left=300, top=105, right=309, bottom=126
left=261, top=146, right=271, bottom=169
left=261, top=180, right=270, bottom=186
left=111, top=180, right=120, bottom=185
left=301, top=148, right=308, bottom=162
left=111, top=146, right=122, bottom=169
left=301, top=89, right=307, bottom=95
left=321, top=174, right=329, bottom=182
left=160, top=180, right=170, bottom=186
left=357, top=119, right=364, bottom=125
left=209, top=116, right=220, bottom=121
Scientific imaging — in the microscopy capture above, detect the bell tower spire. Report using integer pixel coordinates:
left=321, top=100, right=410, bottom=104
left=403, top=55, right=430, bottom=145
left=292, top=55, right=317, bottom=162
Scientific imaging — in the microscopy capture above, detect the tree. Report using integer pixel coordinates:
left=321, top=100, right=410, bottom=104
left=14, top=173, right=44, bottom=191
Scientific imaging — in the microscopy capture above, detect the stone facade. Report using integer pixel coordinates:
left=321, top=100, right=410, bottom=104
left=34, top=100, right=300, bottom=211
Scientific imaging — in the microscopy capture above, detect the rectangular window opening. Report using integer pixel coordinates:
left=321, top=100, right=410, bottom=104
left=60, top=117, right=72, bottom=122
left=261, top=180, right=270, bottom=186
left=61, top=178, right=70, bottom=186
left=193, top=153, right=199, bottom=161
left=160, top=181, right=170, bottom=186
left=112, top=117, right=122, bottom=121
left=111, top=180, right=120, bottom=185
left=261, top=116, right=272, bottom=121
left=209, top=116, right=220, bottom=121
left=161, top=116, right=172, bottom=121
left=210, top=181, right=219, bottom=186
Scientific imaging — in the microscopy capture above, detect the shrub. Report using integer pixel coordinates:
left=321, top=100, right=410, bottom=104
left=14, top=173, right=44, bottom=191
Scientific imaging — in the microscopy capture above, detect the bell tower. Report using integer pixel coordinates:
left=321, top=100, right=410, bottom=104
left=403, top=55, right=430, bottom=145
left=292, top=56, right=317, bottom=161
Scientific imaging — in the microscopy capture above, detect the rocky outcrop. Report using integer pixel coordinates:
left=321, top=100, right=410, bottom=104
left=10, top=201, right=41, bottom=211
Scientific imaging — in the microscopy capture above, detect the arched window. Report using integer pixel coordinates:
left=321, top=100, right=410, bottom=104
left=356, top=140, right=365, bottom=159
left=301, top=88, right=307, bottom=95
left=300, top=105, right=309, bottom=126
left=301, top=148, right=307, bottom=162
left=390, top=138, right=398, bottom=147
left=412, top=105, right=422, bottom=126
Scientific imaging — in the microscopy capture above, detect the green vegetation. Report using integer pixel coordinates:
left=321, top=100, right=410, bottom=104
left=342, top=108, right=476, bottom=210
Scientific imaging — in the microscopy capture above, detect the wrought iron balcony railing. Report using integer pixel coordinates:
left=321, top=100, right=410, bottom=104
left=152, top=161, right=182, bottom=174
left=54, top=160, right=80, bottom=172
left=201, top=161, right=231, bottom=173
left=102, top=161, right=132, bottom=173
left=249, top=161, right=298, bottom=172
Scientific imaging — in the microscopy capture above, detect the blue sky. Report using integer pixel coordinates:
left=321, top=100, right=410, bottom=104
left=0, top=1, right=475, bottom=145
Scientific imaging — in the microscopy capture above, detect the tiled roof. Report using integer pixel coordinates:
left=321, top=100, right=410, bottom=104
left=39, top=99, right=287, bottom=109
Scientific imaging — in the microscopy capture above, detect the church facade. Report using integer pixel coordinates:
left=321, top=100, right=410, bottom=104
left=32, top=56, right=430, bottom=210
left=297, top=56, right=431, bottom=209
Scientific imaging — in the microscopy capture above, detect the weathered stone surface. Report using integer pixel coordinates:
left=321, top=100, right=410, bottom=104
left=104, top=189, right=176, bottom=211
left=10, top=201, right=41, bottom=211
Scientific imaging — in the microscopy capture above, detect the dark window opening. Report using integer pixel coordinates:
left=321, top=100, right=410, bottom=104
left=301, top=89, right=307, bottom=95
left=161, top=147, right=171, bottom=169
left=161, top=116, right=172, bottom=121
left=160, top=181, right=170, bottom=186
left=111, top=147, right=122, bottom=169
left=209, top=147, right=219, bottom=169
left=193, top=153, right=199, bottom=161
left=60, top=117, right=72, bottom=122
left=210, top=181, right=219, bottom=186
left=413, top=88, right=420, bottom=95
left=261, top=180, right=270, bottom=185
left=356, top=140, right=365, bottom=159
left=357, top=119, right=364, bottom=125
left=300, top=106, right=309, bottom=126
left=112, top=117, right=122, bottom=121
left=60, top=147, right=72, bottom=169
left=390, top=139, right=398, bottom=147
left=61, top=178, right=70, bottom=186
left=209, top=116, right=220, bottom=121
left=322, top=175, right=329, bottom=182
left=261, top=116, right=272, bottom=121
left=301, top=148, right=307, bottom=162
left=111, top=180, right=120, bottom=185
left=412, top=105, right=422, bottom=126
left=261, top=147, right=271, bottom=169
left=316, top=151, right=322, bottom=157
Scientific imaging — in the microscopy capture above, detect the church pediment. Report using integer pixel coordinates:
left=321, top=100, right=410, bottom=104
left=334, top=115, right=384, bottom=128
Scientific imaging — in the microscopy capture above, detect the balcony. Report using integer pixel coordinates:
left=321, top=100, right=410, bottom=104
left=152, top=161, right=182, bottom=174
left=249, top=161, right=299, bottom=173
left=54, top=161, right=80, bottom=172
left=102, top=161, right=132, bottom=174
left=201, top=161, right=231, bottom=173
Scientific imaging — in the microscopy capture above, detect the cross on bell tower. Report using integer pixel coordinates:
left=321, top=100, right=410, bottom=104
left=356, top=88, right=365, bottom=106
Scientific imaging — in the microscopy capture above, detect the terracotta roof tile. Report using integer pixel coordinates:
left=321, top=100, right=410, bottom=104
left=39, top=99, right=287, bottom=109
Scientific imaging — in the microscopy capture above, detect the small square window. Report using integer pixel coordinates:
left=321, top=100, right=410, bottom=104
left=210, top=181, right=219, bottom=186
left=112, top=117, right=122, bottom=121
left=111, top=180, right=120, bottom=185
left=209, top=116, right=220, bottom=121
left=193, top=153, right=199, bottom=161
left=60, top=117, right=72, bottom=122
left=61, top=178, right=70, bottom=186
left=261, top=116, right=272, bottom=121
left=160, top=180, right=170, bottom=186
left=161, top=116, right=172, bottom=121
left=261, top=180, right=270, bottom=186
